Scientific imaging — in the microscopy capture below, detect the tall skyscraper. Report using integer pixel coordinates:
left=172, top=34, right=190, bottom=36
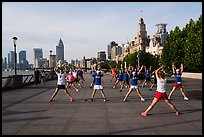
left=33, top=48, right=43, bottom=68
left=19, top=50, right=26, bottom=63
left=2, top=57, right=7, bottom=69
left=8, top=51, right=15, bottom=69
left=56, top=38, right=64, bottom=63
left=18, top=50, right=29, bottom=70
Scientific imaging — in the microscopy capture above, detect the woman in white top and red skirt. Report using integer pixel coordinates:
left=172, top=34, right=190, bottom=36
left=141, top=66, right=180, bottom=117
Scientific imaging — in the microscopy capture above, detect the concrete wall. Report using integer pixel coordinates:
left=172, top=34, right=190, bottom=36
left=182, top=72, right=202, bottom=79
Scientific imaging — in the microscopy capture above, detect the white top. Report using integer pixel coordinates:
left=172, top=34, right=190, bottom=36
left=72, top=72, right=77, bottom=78
left=156, top=77, right=167, bottom=93
left=41, top=72, right=46, bottom=77
left=56, top=72, right=67, bottom=85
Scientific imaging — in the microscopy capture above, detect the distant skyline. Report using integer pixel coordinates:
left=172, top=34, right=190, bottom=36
left=2, top=2, right=202, bottom=64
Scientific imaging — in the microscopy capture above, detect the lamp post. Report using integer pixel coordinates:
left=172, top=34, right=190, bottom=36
left=137, top=50, right=141, bottom=68
left=49, top=50, right=52, bottom=68
left=12, top=36, right=18, bottom=75
left=50, top=50, right=52, bottom=56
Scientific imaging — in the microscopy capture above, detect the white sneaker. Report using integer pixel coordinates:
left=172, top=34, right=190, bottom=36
left=184, top=97, right=189, bottom=101
left=113, top=86, right=116, bottom=89
left=141, top=98, right=145, bottom=101
left=76, top=89, right=79, bottom=92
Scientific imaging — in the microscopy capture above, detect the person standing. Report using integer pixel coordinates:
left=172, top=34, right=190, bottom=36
left=72, top=69, right=82, bottom=89
left=90, top=71, right=107, bottom=102
left=34, top=68, right=41, bottom=85
left=123, top=65, right=145, bottom=102
left=49, top=67, right=74, bottom=102
left=113, top=69, right=123, bottom=91
left=168, top=64, right=189, bottom=100
left=77, top=69, right=85, bottom=83
left=109, top=65, right=117, bottom=82
left=120, top=68, right=130, bottom=91
left=142, top=66, right=153, bottom=87
left=140, top=66, right=180, bottom=117
left=90, top=67, right=97, bottom=88
left=66, top=71, right=79, bottom=92
left=40, top=70, right=46, bottom=85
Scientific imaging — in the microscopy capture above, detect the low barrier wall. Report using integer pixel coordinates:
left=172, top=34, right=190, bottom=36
left=181, top=72, right=202, bottom=79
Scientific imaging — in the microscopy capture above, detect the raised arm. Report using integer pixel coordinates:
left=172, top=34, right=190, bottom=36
left=149, top=66, right=152, bottom=72
left=144, top=66, right=147, bottom=73
left=127, top=71, right=130, bottom=78
left=172, top=64, right=176, bottom=74
left=180, top=63, right=184, bottom=73
left=54, top=66, right=58, bottom=74
left=138, top=65, right=144, bottom=74
left=151, top=66, right=162, bottom=75
left=155, top=66, right=163, bottom=79
left=62, top=64, right=67, bottom=72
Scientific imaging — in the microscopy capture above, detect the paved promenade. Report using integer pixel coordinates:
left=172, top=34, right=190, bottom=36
left=2, top=74, right=202, bottom=135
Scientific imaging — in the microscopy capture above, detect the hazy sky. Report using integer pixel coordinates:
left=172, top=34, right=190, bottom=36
left=2, top=2, right=202, bottom=64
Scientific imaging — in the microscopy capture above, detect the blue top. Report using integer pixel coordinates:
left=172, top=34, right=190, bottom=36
left=131, top=74, right=138, bottom=86
left=117, top=72, right=123, bottom=80
left=93, top=74, right=103, bottom=85
left=77, top=71, right=83, bottom=76
left=173, top=73, right=182, bottom=84
left=123, top=73, right=129, bottom=81
left=146, top=72, right=150, bottom=78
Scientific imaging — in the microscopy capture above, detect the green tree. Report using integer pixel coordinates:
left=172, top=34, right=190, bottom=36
left=123, top=52, right=137, bottom=67
left=123, top=51, right=159, bottom=70
left=160, top=14, right=202, bottom=73
left=183, top=15, right=202, bottom=72
left=160, top=26, right=184, bottom=74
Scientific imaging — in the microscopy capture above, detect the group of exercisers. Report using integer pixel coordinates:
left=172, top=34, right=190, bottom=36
left=49, top=62, right=189, bottom=117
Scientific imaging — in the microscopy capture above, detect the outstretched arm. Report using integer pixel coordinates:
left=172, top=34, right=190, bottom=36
left=108, top=64, right=113, bottom=69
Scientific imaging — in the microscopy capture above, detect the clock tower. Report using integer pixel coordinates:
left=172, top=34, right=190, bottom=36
left=130, top=18, right=150, bottom=53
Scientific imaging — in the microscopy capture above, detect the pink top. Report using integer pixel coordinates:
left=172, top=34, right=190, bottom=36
left=66, top=74, right=75, bottom=82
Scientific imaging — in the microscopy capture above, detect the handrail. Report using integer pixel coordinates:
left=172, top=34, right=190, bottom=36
left=2, top=72, right=56, bottom=90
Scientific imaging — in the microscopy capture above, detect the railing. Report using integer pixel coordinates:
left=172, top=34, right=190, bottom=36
left=2, top=72, right=56, bottom=91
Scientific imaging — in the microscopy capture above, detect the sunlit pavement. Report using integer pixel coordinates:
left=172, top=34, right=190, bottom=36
left=2, top=74, right=202, bottom=135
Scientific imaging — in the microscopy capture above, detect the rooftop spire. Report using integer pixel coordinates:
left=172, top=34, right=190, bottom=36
left=58, top=38, right=64, bottom=47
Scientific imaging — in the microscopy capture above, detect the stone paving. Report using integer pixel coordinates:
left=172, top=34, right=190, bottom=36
left=2, top=74, right=202, bottom=135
